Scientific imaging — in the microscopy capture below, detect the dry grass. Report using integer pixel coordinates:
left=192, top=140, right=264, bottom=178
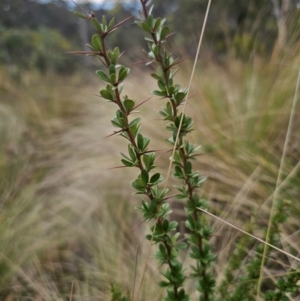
left=0, top=52, right=299, bottom=299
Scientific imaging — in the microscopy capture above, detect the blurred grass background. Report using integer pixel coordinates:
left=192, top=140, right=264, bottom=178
left=1, top=0, right=300, bottom=300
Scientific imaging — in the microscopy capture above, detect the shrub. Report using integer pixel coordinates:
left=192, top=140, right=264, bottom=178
left=0, top=27, right=77, bottom=74
left=71, top=1, right=300, bottom=300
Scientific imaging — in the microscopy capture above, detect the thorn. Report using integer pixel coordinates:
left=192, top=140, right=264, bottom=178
left=107, top=165, right=127, bottom=170
left=67, top=51, right=101, bottom=55
left=107, top=16, right=133, bottom=34
left=91, top=93, right=101, bottom=97
left=187, top=92, right=199, bottom=99
left=163, top=194, right=177, bottom=201
left=143, top=149, right=166, bottom=153
left=132, top=96, right=152, bottom=110
left=105, top=130, right=123, bottom=138
left=166, top=32, right=176, bottom=39
left=132, top=60, right=151, bottom=66
left=71, top=0, right=89, bottom=15
left=131, top=219, right=147, bottom=231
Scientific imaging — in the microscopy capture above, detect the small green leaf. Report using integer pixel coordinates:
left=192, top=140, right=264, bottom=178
left=141, top=170, right=149, bottom=184
left=100, top=89, right=114, bottom=101
left=91, top=34, right=102, bottom=51
left=128, top=144, right=136, bottom=161
left=96, top=70, right=111, bottom=83
left=111, top=47, right=120, bottom=65
left=141, top=22, right=151, bottom=33
left=185, top=161, right=192, bottom=174
left=174, top=91, right=187, bottom=104
left=162, top=219, right=169, bottom=231
left=169, top=221, right=178, bottom=231
left=153, top=17, right=161, bottom=31
left=129, top=118, right=141, bottom=128
left=158, top=281, right=170, bottom=288
left=121, top=159, right=134, bottom=167
left=108, top=17, right=115, bottom=29
left=160, top=26, right=169, bottom=40
left=138, top=136, right=150, bottom=152
left=132, top=178, right=146, bottom=191
left=111, top=117, right=122, bottom=128
left=130, top=123, right=141, bottom=138
left=109, top=64, right=116, bottom=76
left=137, top=133, right=144, bottom=151
left=147, top=15, right=154, bottom=28
left=110, top=73, right=117, bottom=84
left=150, top=173, right=161, bottom=184
left=73, top=11, right=88, bottom=19
left=152, top=44, right=160, bottom=57
left=158, top=80, right=166, bottom=91
left=143, top=137, right=150, bottom=151
left=174, top=166, right=184, bottom=178
left=118, top=67, right=130, bottom=82
left=151, top=73, right=161, bottom=80
left=123, top=98, right=135, bottom=113
left=143, top=153, right=156, bottom=171
left=152, top=90, right=167, bottom=97
left=91, top=18, right=103, bottom=33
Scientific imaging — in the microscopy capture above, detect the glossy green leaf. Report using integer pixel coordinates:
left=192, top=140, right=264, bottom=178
left=137, top=133, right=144, bottom=151
left=141, top=169, right=149, bottom=184
left=150, top=173, right=161, bottom=184
left=162, top=219, right=169, bottom=231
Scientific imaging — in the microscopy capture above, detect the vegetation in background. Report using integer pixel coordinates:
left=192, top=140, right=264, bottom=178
left=2, top=0, right=300, bottom=73
left=0, top=27, right=78, bottom=74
